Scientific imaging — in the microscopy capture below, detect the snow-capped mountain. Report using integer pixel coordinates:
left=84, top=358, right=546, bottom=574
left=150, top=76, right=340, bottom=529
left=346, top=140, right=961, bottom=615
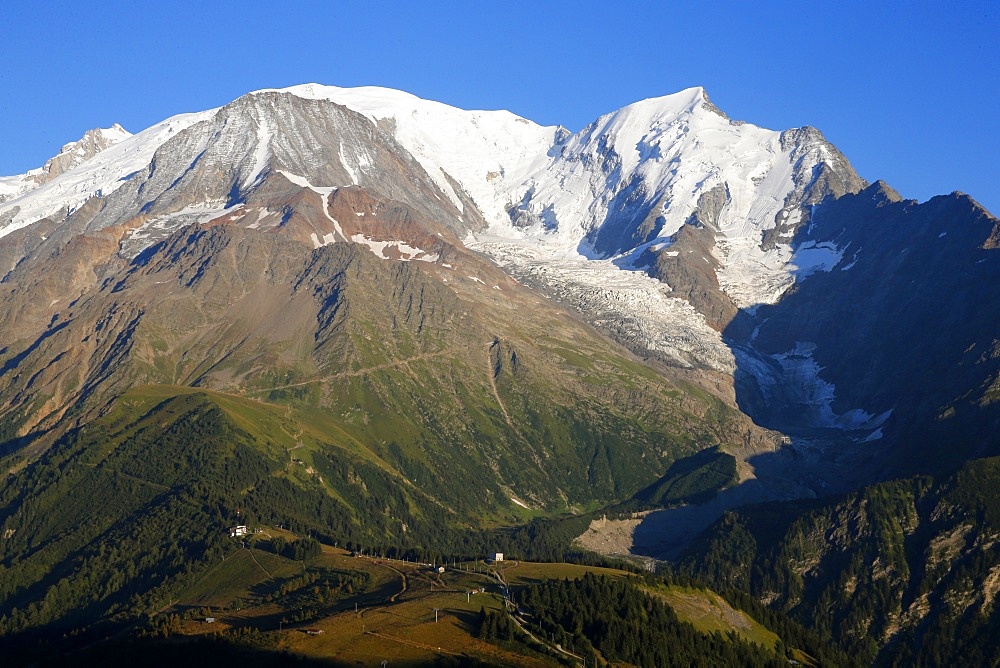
left=0, top=84, right=996, bottom=480
left=0, top=85, right=860, bottom=364
left=0, top=85, right=859, bottom=285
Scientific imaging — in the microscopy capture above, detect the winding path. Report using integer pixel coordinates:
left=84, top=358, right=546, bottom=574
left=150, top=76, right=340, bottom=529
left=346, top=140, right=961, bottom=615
left=384, top=563, right=409, bottom=603
left=248, top=350, right=455, bottom=396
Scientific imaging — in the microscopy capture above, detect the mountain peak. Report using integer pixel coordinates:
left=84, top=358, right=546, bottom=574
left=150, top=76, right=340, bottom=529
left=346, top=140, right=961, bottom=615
left=596, top=86, right=710, bottom=129
left=0, top=122, right=134, bottom=209
left=46, top=123, right=132, bottom=175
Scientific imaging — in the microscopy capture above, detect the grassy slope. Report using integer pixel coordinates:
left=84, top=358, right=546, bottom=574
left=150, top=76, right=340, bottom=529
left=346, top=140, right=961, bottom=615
left=644, top=583, right=779, bottom=650
left=0, top=385, right=458, bottom=643
left=0, top=378, right=737, bottom=641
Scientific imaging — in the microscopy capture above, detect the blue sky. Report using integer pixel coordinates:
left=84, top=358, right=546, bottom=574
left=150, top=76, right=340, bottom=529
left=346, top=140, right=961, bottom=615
left=2, top=1, right=997, bottom=213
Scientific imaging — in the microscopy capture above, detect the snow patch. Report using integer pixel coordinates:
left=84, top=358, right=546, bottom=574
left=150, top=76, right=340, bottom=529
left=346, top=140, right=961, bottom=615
left=349, top=234, right=438, bottom=262
left=243, top=115, right=273, bottom=188
left=273, top=171, right=346, bottom=242
left=276, top=169, right=337, bottom=197
left=862, top=428, right=884, bottom=442
left=245, top=207, right=275, bottom=229
left=789, top=240, right=845, bottom=279
left=311, top=232, right=337, bottom=248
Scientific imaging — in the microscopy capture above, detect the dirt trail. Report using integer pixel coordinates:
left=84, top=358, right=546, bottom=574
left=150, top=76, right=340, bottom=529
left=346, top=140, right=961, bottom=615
left=251, top=350, right=454, bottom=396
left=247, top=547, right=273, bottom=579
left=366, top=630, right=461, bottom=656
left=509, top=612, right=583, bottom=662
left=384, top=564, right=408, bottom=602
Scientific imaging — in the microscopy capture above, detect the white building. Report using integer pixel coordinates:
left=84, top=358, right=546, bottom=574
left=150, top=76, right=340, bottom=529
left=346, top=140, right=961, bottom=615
left=490, top=552, right=504, bottom=562
left=229, top=525, right=249, bottom=537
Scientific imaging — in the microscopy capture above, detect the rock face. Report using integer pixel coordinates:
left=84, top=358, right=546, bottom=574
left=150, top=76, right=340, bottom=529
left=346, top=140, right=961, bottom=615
left=679, top=456, right=1000, bottom=665
left=729, top=183, right=1000, bottom=474
left=83, top=92, right=475, bottom=247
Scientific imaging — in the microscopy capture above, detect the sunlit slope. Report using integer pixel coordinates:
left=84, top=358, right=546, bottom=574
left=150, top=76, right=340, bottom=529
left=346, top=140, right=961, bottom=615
left=0, top=220, right=771, bottom=513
